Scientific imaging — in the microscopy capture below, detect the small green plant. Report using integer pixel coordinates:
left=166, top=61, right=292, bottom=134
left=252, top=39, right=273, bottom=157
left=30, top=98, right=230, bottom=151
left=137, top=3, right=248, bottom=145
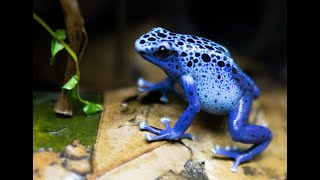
left=33, top=12, right=103, bottom=115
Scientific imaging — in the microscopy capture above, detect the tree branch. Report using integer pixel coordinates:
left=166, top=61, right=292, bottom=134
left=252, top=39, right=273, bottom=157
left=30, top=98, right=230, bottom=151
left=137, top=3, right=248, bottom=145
left=54, top=0, right=87, bottom=116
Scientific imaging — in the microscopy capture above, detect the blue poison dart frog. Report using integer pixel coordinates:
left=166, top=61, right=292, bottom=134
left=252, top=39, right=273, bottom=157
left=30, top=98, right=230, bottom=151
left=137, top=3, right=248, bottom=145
left=134, top=27, right=272, bottom=172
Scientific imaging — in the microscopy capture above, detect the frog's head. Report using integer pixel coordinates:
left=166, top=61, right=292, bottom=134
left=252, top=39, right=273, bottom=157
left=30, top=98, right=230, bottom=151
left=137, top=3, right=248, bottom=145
left=135, top=27, right=182, bottom=78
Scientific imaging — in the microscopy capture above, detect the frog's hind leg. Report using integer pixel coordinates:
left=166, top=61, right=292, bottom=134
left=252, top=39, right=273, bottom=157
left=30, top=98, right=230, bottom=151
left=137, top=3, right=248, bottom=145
left=212, top=92, right=272, bottom=173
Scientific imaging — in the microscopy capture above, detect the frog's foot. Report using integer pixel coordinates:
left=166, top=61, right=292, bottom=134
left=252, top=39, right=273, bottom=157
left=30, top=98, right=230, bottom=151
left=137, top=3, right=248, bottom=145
left=212, top=145, right=241, bottom=157
left=137, top=78, right=170, bottom=103
left=212, top=145, right=247, bottom=173
left=137, top=77, right=186, bottom=103
left=139, top=117, right=194, bottom=141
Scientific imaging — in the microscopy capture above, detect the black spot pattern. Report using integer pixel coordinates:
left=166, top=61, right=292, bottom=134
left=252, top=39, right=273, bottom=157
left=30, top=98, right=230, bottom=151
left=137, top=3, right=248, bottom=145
left=218, top=61, right=225, bottom=67
left=187, top=38, right=195, bottom=43
left=181, top=52, right=187, bottom=57
left=157, top=33, right=167, bottom=38
left=178, top=42, right=184, bottom=46
left=202, top=54, right=211, bottom=62
left=232, top=67, right=237, bottom=74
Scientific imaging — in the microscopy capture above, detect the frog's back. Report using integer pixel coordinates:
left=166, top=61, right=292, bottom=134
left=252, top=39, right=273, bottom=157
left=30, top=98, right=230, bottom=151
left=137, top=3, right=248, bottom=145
left=169, top=32, right=254, bottom=115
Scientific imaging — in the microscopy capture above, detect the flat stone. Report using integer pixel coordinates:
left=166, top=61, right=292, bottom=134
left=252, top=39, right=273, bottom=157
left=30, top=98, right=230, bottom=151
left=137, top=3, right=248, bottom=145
left=91, top=87, right=287, bottom=179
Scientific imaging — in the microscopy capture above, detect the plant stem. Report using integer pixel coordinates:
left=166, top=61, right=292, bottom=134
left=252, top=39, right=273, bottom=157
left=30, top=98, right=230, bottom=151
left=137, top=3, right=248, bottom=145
left=33, top=12, right=80, bottom=78
left=33, top=12, right=88, bottom=105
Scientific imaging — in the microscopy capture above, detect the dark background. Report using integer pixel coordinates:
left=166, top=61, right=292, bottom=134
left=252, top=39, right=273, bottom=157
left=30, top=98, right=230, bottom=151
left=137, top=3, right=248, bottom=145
left=33, top=0, right=287, bottom=93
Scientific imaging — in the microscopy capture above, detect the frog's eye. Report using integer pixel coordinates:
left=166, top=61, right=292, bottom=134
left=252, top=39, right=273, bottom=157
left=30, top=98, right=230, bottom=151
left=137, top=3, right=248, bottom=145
left=153, top=46, right=170, bottom=59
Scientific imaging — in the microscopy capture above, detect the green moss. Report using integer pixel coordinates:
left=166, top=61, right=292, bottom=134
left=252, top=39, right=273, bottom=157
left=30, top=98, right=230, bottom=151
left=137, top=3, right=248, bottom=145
left=33, top=91, right=102, bottom=152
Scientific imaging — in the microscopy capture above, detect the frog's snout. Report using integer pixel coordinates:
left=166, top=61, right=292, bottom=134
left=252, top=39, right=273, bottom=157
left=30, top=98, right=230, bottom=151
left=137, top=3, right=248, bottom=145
left=135, top=38, right=143, bottom=53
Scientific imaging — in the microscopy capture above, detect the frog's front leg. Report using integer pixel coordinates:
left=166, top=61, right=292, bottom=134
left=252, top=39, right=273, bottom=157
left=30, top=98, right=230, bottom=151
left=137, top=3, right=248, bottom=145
left=212, top=92, right=272, bottom=172
left=137, top=77, right=185, bottom=103
left=139, top=75, right=200, bottom=141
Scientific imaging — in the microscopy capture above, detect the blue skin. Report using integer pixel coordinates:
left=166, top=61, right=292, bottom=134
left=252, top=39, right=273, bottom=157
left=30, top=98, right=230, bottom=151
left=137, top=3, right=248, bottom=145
left=134, top=27, right=272, bottom=172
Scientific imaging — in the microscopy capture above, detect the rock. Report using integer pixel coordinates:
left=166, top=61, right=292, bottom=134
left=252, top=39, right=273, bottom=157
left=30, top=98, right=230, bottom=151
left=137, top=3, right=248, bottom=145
left=91, top=87, right=287, bottom=179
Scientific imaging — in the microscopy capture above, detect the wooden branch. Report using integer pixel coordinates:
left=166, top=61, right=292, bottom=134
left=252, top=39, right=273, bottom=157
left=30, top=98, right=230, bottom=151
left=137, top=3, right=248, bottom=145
left=54, top=0, right=87, bottom=116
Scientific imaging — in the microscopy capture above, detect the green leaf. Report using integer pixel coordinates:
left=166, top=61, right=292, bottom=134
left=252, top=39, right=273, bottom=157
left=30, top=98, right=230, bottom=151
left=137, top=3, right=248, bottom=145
left=62, top=75, right=79, bottom=90
left=83, top=103, right=103, bottom=115
left=50, top=29, right=66, bottom=65
left=55, top=29, right=66, bottom=40
left=50, top=40, right=64, bottom=65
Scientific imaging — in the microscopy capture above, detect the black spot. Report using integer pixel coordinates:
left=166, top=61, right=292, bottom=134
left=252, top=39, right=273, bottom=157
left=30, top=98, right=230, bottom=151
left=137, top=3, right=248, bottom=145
left=252, top=134, right=255, bottom=138
left=224, top=96, right=227, bottom=99
left=177, top=42, right=184, bottom=46
left=202, top=38, right=209, bottom=42
left=217, top=75, right=221, bottom=79
left=199, top=45, right=205, bottom=49
left=163, top=30, right=167, bottom=33
left=204, top=95, right=207, bottom=98
left=181, top=52, right=187, bottom=57
left=217, top=47, right=226, bottom=53
left=205, top=45, right=214, bottom=50
left=148, top=37, right=156, bottom=41
left=195, top=53, right=200, bottom=57
left=139, top=40, right=145, bottom=44
left=189, top=92, right=193, bottom=96
left=235, top=77, right=240, bottom=83
left=217, top=61, right=225, bottom=67
left=143, top=34, right=149, bottom=38
left=196, top=41, right=202, bottom=44
left=186, top=45, right=192, bottom=49
left=226, top=64, right=230, bottom=67
left=223, top=56, right=227, bottom=61
left=191, top=35, right=199, bottom=39
left=214, top=100, right=217, bottom=103
left=198, top=63, right=202, bottom=66
left=212, top=59, right=216, bottom=63
left=187, top=61, right=193, bottom=67
left=232, top=67, right=237, bottom=74
left=180, top=36, right=185, bottom=39
left=202, top=54, right=211, bottom=62
left=202, top=75, right=206, bottom=78
left=193, top=59, right=199, bottom=63
left=157, top=33, right=167, bottom=38
left=187, top=38, right=195, bottom=43
left=175, top=65, right=179, bottom=70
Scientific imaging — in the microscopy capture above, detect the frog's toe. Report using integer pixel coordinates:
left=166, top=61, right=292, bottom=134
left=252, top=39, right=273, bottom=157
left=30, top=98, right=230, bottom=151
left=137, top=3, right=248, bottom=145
left=140, top=118, right=194, bottom=141
left=180, top=133, right=195, bottom=140
left=212, top=144, right=240, bottom=158
left=139, top=121, right=161, bottom=135
left=160, top=94, right=169, bottom=103
left=137, top=78, right=154, bottom=87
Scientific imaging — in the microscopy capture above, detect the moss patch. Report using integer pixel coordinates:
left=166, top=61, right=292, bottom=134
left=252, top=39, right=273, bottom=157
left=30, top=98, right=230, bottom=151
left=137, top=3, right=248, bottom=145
left=33, top=91, right=102, bottom=152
